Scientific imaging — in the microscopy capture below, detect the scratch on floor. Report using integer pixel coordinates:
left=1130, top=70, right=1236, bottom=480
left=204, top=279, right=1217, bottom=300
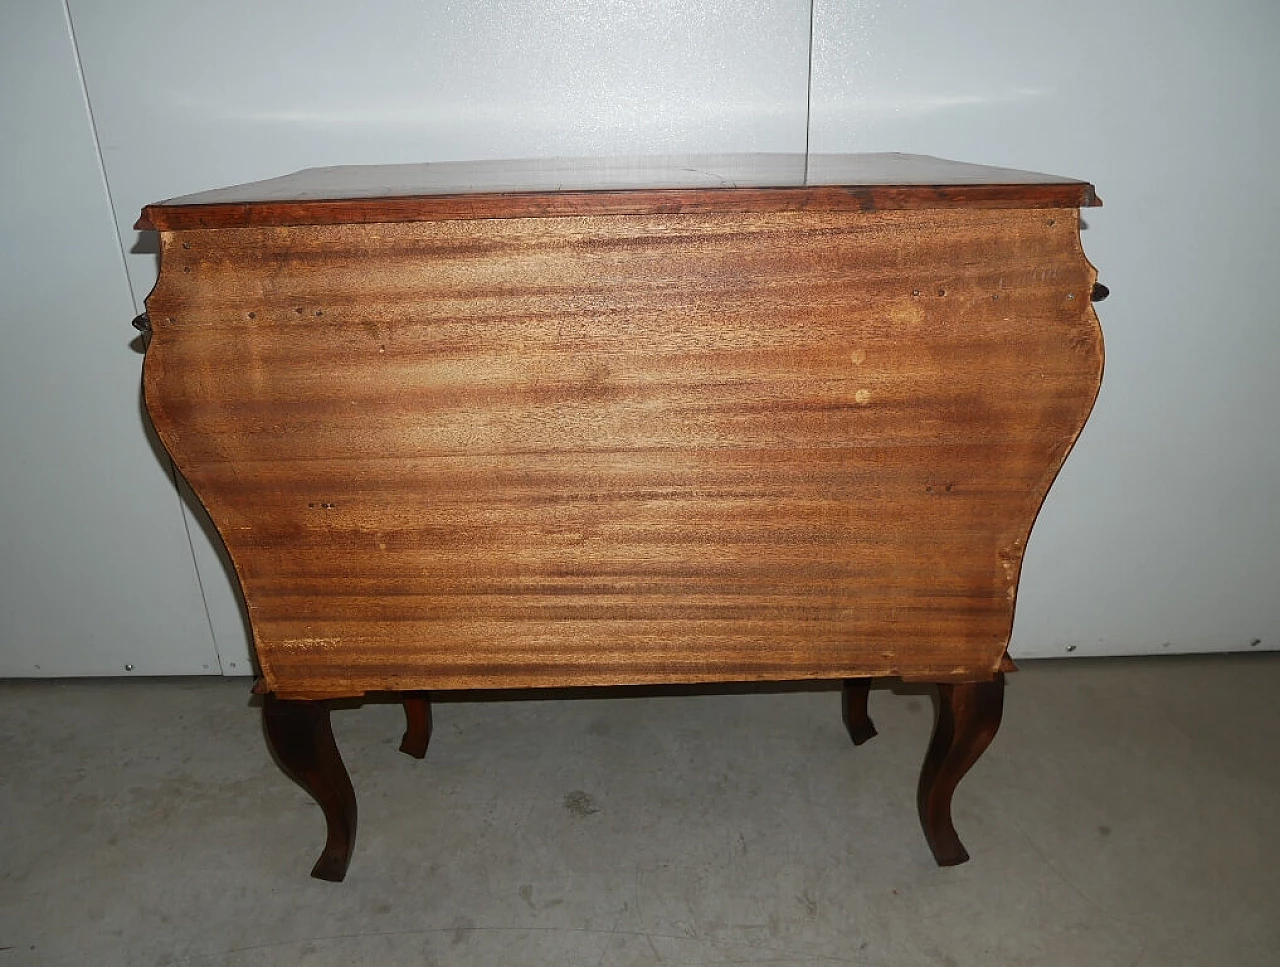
left=1009, top=811, right=1151, bottom=957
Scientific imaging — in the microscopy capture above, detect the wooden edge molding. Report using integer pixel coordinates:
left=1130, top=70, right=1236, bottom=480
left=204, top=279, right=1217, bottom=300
left=136, top=182, right=1098, bottom=231
left=263, top=670, right=1018, bottom=701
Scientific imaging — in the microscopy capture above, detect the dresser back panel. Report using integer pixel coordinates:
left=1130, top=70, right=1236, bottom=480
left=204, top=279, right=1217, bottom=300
left=142, top=208, right=1101, bottom=697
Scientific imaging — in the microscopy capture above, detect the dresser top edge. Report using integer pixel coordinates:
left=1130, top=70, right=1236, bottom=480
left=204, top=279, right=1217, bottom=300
left=136, top=152, right=1100, bottom=230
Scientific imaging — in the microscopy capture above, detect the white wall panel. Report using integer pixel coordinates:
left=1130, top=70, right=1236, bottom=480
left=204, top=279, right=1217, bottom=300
left=811, top=0, right=1280, bottom=657
left=19, top=0, right=1271, bottom=676
left=70, top=0, right=812, bottom=303
left=66, top=0, right=813, bottom=672
left=0, top=0, right=217, bottom=675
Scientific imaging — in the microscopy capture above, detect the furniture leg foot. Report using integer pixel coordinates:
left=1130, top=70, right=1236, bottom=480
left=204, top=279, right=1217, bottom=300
left=262, top=695, right=357, bottom=882
left=917, top=674, right=1005, bottom=866
left=399, top=692, right=432, bottom=759
left=842, top=678, right=878, bottom=745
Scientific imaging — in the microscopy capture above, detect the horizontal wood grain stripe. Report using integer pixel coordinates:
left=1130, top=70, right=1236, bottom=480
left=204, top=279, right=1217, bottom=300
left=143, top=205, right=1100, bottom=692
left=254, top=615, right=1000, bottom=689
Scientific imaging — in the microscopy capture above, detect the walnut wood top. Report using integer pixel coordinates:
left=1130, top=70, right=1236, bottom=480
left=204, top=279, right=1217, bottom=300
left=136, top=153, right=1099, bottom=230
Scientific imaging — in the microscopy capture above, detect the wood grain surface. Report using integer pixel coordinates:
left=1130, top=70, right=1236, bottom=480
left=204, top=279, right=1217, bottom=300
left=142, top=206, right=1102, bottom=698
left=136, top=153, right=1098, bottom=231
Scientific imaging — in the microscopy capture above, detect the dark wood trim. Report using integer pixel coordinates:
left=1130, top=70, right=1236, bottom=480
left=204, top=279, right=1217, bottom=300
left=917, top=675, right=1006, bottom=866
left=399, top=693, right=433, bottom=759
left=262, top=696, right=357, bottom=882
left=841, top=678, right=878, bottom=746
left=137, top=181, right=1096, bottom=231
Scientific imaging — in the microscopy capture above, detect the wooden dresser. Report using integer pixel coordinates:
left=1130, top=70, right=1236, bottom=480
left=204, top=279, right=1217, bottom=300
left=136, top=154, right=1104, bottom=880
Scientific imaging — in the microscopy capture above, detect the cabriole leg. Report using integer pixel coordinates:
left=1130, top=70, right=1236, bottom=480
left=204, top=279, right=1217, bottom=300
left=399, top=692, right=433, bottom=759
left=262, top=695, right=357, bottom=882
left=917, top=674, right=1005, bottom=866
left=841, top=678, right=878, bottom=745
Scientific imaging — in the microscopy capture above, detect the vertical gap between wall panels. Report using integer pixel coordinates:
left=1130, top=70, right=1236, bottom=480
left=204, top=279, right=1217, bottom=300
left=803, top=0, right=816, bottom=182
left=61, top=0, right=224, bottom=670
left=60, top=1, right=132, bottom=313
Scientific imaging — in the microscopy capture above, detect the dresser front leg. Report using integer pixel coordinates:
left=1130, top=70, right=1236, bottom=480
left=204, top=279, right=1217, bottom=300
left=917, top=675, right=1005, bottom=866
left=841, top=678, right=878, bottom=745
left=399, top=692, right=432, bottom=759
left=262, top=695, right=357, bottom=882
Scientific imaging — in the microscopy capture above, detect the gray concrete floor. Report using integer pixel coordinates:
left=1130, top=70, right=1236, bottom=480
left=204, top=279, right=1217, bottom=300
left=1, top=656, right=1277, bottom=966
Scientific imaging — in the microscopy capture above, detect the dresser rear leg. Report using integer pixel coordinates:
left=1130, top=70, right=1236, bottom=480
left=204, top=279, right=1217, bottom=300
left=841, top=678, right=878, bottom=745
left=917, top=675, right=1005, bottom=866
left=262, top=695, right=357, bottom=882
left=399, top=692, right=432, bottom=759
